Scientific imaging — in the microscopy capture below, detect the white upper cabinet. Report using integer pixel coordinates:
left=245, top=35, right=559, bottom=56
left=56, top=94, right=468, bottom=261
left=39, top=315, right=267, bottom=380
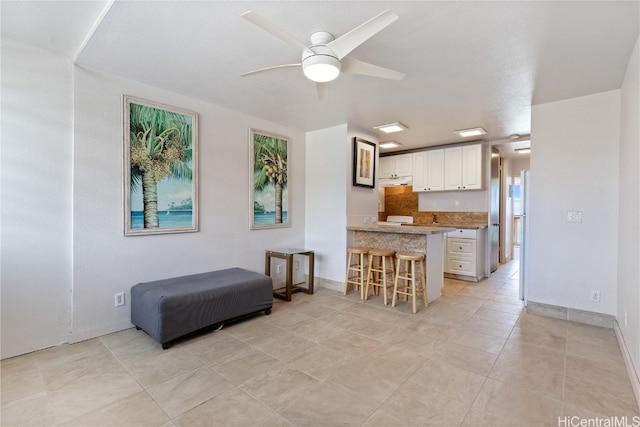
left=444, top=144, right=483, bottom=190
left=461, top=144, right=483, bottom=189
left=444, top=147, right=463, bottom=190
left=414, top=143, right=483, bottom=192
left=413, top=149, right=444, bottom=191
left=379, top=153, right=412, bottom=178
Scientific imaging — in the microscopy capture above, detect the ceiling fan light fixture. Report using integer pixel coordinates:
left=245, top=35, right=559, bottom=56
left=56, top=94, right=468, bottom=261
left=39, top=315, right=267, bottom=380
left=302, top=54, right=341, bottom=83
left=374, top=122, right=408, bottom=133
left=379, top=141, right=402, bottom=149
left=454, top=127, right=487, bottom=138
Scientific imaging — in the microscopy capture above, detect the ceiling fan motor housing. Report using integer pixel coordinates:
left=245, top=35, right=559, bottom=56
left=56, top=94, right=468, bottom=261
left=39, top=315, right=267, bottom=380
left=301, top=32, right=341, bottom=82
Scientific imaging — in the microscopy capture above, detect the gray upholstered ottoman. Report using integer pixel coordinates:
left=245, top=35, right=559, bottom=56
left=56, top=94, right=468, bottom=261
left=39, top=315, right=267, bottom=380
left=131, top=267, right=273, bottom=349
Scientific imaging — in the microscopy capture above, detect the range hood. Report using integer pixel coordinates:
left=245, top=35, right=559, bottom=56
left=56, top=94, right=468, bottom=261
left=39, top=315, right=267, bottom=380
left=379, top=175, right=413, bottom=186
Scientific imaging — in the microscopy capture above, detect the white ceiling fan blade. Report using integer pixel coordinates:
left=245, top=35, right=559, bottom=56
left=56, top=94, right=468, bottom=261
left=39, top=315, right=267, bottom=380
left=240, top=63, right=301, bottom=77
left=316, top=82, right=328, bottom=100
left=241, top=11, right=313, bottom=54
left=341, top=57, right=406, bottom=80
left=327, top=10, right=398, bottom=60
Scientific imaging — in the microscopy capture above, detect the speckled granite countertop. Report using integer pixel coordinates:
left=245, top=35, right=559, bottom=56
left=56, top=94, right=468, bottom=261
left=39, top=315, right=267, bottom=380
left=347, top=225, right=455, bottom=235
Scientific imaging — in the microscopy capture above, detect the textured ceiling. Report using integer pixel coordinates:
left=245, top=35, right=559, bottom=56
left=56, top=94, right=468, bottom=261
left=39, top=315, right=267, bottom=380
left=2, top=1, right=638, bottom=155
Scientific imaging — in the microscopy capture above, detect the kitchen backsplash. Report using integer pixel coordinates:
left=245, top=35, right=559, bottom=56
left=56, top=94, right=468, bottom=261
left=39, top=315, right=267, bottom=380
left=378, top=185, right=488, bottom=226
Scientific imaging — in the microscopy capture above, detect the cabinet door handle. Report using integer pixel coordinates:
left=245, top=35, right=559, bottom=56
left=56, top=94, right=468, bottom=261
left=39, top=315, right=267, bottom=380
left=459, top=247, right=463, bottom=250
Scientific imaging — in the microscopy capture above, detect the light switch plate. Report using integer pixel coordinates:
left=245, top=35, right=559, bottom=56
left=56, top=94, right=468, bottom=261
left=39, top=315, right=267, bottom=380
left=566, top=211, right=583, bottom=223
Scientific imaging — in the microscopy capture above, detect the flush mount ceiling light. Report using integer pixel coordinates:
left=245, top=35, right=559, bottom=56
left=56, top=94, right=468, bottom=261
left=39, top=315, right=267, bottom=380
left=301, top=37, right=341, bottom=82
left=454, top=127, right=487, bottom=138
left=515, top=148, right=531, bottom=154
left=379, top=141, right=402, bottom=149
left=373, top=122, right=408, bottom=133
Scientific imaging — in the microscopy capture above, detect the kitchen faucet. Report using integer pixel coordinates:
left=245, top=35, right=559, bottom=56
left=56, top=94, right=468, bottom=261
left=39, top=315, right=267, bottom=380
left=432, top=213, right=438, bottom=224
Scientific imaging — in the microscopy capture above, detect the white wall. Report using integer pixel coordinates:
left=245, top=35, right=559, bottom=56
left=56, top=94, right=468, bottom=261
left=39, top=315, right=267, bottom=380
left=304, top=125, right=379, bottom=286
left=347, top=126, right=379, bottom=227
left=529, top=90, right=620, bottom=315
left=617, top=36, right=640, bottom=381
left=1, top=39, right=74, bottom=358
left=1, top=37, right=306, bottom=357
left=70, top=67, right=306, bottom=343
left=511, top=157, right=530, bottom=176
left=305, top=125, right=348, bottom=284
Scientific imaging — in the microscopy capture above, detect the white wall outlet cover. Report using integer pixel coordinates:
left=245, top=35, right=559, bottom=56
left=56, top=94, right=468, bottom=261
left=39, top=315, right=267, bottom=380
left=566, top=211, right=583, bottom=223
left=114, top=292, right=125, bottom=306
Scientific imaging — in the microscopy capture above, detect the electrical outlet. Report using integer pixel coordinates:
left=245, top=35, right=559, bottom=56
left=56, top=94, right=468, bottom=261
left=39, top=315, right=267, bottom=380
left=276, top=264, right=282, bottom=274
left=364, top=217, right=370, bottom=224
left=114, top=292, right=125, bottom=307
left=590, top=290, right=600, bottom=303
left=295, top=261, right=299, bottom=270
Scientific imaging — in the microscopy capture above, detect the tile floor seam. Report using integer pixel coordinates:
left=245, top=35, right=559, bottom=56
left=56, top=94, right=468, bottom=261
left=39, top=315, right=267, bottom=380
left=100, top=337, right=180, bottom=424
left=459, top=372, right=492, bottom=427
left=355, top=357, right=431, bottom=427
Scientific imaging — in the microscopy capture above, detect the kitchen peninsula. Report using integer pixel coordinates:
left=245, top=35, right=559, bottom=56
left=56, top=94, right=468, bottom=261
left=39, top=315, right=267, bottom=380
left=346, top=224, right=454, bottom=303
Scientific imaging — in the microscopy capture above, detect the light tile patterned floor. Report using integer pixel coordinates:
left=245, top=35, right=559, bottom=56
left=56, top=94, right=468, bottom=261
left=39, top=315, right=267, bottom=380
left=2, top=256, right=638, bottom=426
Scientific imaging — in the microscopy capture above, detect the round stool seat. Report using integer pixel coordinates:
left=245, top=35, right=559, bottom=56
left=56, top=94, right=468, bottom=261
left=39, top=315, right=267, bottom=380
left=348, top=247, right=370, bottom=254
left=395, top=251, right=424, bottom=261
left=368, top=248, right=395, bottom=257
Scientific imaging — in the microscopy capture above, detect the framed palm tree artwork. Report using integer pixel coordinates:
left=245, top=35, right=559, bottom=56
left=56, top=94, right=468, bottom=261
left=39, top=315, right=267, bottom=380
left=353, top=137, right=376, bottom=188
left=250, top=129, right=290, bottom=230
left=123, top=96, right=198, bottom=236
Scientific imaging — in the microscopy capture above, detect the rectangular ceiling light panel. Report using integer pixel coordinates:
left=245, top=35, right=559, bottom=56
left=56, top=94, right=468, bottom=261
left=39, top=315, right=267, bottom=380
left=374, top=122, right=408, bottom=133
left=454, top=127, right=487, bottom=138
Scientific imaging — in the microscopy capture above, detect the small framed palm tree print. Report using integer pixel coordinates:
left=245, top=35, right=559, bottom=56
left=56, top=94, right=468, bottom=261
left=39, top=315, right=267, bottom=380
left=353, top=137, right=376, bottom=188
left=250, top=129, right=290, bottom=230
left=123, top=96, right=198, bottom=236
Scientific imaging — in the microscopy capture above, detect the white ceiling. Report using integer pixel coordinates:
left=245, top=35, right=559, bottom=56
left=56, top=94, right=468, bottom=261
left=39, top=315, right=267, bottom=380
left=2, top=1, right=638, bottom=156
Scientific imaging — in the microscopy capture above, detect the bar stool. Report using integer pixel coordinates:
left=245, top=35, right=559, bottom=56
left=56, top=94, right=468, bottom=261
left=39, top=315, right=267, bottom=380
left=392, top=252, right=428, bottom=314
left=364, top=249, right=395, bottom=305
left=344, top=247, right=369, bottom=299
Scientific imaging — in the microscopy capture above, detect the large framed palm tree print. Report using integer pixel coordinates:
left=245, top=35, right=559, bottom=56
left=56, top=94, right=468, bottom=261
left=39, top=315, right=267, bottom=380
left=123, top=96, right=198, bottom=236
left=250, top=129, right=290, bottom=230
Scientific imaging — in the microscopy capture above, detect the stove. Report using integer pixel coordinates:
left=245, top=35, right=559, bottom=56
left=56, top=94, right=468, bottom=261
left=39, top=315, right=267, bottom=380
left=378, top=215, right=414, bottom=226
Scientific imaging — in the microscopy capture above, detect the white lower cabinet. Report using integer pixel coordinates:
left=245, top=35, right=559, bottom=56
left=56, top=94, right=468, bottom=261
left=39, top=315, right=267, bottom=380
left=444, top=228, right=486, bottom=282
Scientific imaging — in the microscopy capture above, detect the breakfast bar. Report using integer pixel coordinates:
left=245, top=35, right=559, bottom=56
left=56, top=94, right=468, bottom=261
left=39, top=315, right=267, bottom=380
left=346, top=224, right=454, bottom=303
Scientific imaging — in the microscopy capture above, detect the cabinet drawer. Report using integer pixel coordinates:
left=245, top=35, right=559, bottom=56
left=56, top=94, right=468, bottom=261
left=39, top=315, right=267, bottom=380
left=447, top=257, right=475, bottom=275
left=446, top=229, right=477, bottom=239
left=448, top=238, right=476, bottom=256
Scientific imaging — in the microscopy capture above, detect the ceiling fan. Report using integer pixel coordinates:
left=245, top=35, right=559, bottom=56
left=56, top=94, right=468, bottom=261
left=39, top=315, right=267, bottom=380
left=240, top=9, right=406, bottom=99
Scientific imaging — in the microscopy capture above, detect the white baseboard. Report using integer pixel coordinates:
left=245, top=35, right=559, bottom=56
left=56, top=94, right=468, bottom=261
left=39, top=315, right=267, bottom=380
left=69, top=321, right=133, bottom=344
left=526, top=300, right=615, bottom=328
left=614, top=320, right=640, bottom=410
left=315, top=276, right=343, bottom=292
